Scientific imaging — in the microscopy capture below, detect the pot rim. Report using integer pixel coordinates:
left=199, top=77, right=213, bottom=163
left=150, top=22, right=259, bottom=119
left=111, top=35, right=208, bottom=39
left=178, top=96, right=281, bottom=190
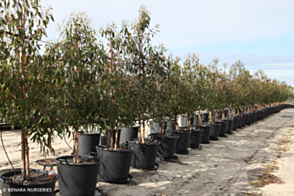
left=0, top=169, right=58, bottom=186
left=55, top=155, right=100, bottom=166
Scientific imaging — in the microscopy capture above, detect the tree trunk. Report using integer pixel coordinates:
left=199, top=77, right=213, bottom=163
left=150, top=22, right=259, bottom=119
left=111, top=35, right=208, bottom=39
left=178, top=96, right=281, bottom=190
left=198, top=109, right=202, bottom=126
left=142, top=116, right=145, bottom=143
left=174, top=114, right=178, bottom=131
left=208, top=110, right=213, bottom=124
left=215, top=111, right=219, bottom=122
left=24, top=131, right=30, bottom=181
left=110, top=127, right=114, bottom=148
left=228, top=108, right=231, bottom=118
left=21, top=127, right=27, bottom=181
left=73, top=128, right=80, bottom=163
left=222, top=109, right=225, bottom=119
left=114, top=122, right=119, bottom=150
left=138, top=112, right=142, bottom=142
left=187, top=113, right=191, bottom=130
left=161, top=116, right=165, bottom=135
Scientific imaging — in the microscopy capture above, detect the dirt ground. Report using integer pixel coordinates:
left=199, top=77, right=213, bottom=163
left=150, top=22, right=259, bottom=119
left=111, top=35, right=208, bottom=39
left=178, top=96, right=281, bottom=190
left=1, top=108, right=294, bottom=196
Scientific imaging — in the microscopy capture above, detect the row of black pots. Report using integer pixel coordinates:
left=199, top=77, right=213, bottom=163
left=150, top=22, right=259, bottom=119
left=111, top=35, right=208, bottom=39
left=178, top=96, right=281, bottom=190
left=1, top=104, right=292, bottom=196
left=181, top=112, right=209, bottom=127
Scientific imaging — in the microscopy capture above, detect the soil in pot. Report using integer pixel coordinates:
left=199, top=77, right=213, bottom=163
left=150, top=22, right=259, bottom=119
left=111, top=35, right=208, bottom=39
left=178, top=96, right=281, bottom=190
left=56, top=155, right=100, bottom=196
left=127, top=138, right=159, bottom=169
left=196, top=125, right=212, bottom=143
left=190, top=128, right=202, bottom=149
left=78, top=132, right=100, bottom=156
left=148, top=133, right=178, bottom=159
left=217, top=121, right=228, bottom=137
left=209, top=123, right=221, bottom=140
left=1, top=169, right=58, bottom=196
left=173, top=130, right=191, bottom=154
left=96, top=146, right=133, bottom=183
left=119, top=126, right=139, bottom=144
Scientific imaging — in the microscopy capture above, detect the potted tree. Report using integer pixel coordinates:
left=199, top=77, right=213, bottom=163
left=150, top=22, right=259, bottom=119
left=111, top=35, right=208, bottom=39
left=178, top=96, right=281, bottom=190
left=0, top=1, right=60, bottom=195
left=187, top=56, right=212, bottom=144
left=205, top=60, right=222, bottom=140
left=53, top=12, right=105, bottom=196
left=165, top=56, right=191, bottom=154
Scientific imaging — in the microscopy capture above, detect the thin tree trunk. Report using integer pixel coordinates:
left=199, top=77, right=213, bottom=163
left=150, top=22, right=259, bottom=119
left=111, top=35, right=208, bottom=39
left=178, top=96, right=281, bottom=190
left=142, top=116, right=145, bottom=143
left=216, top=110, right=219, bottom=122
left=21, top=127, right=26, bottom=180
left=114, top=122, right=119, bottom=150
left=198, top=109, right=202, bottom=126
left=208, top=110, right=213, bottom=124
left=228, top=107, right=231, bottom=118
left=161, top=116, right=166, bottom=135
left=174, top=114, right=178, bottom=131
left=73, top=128, right=80, bottom=163
left=222, top=109, right=225, bottom=119
left=24, top=131, right=30, bottom=181
left=187, top=113, right=191, bottom=130
left=110, top=127, right=114, bottom=148
left=138, top=112, right=141, bottom=142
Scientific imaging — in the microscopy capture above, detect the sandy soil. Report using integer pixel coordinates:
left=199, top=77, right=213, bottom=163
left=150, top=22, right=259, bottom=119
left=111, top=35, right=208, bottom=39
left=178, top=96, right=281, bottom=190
left=1, top=109, right=294, bottom=196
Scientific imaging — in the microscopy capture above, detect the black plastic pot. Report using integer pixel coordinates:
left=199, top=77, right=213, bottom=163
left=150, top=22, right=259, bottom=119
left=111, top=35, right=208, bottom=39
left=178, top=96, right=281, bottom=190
left=0, top=169, right=58, bottom=196
left=96, top=146, right=133, bottom=182
left=237, top=116, right=243, bottom=128
left=107, top=128, right=121, bottom=146
left=56, top=155, right=100, bottom=196
left=201, top=112, right=209, bottom=123
left=181, top=115, right=188, bottom=127
left=218, top=110, right=223, bottom=119
left=150, top=121, right=160, bottom=133
left=197, top=125, right=212, bottom=143
left=209, top=123, right=221, bottom=140
left=191, top=115, right=199, bottom=126
left=241, top=114, right=246, bottom=127
left=232, top=117, right=240, bottom=131
left=119, top=126, right=139, bottom=144
left=224, top=119, right=233, bottom=134
left=190, top=128, right=202, bottom=148
left=173, top=130, right=191, bottom=154
left=148, top=133, right=178, bottom=159
left=166, top=121, right=175, bottom=131
left=246, top=112, right=252, bottom=125
left=127, top=139, right=159, bottom=169
left=216, top=121, right=228, bottom=137
left=78, top=132, right=100, bottom=156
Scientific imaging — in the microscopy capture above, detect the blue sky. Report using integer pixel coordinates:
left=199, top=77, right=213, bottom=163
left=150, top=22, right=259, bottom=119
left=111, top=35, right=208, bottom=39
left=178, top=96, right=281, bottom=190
left=41, top=0, right=294, bottom=86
